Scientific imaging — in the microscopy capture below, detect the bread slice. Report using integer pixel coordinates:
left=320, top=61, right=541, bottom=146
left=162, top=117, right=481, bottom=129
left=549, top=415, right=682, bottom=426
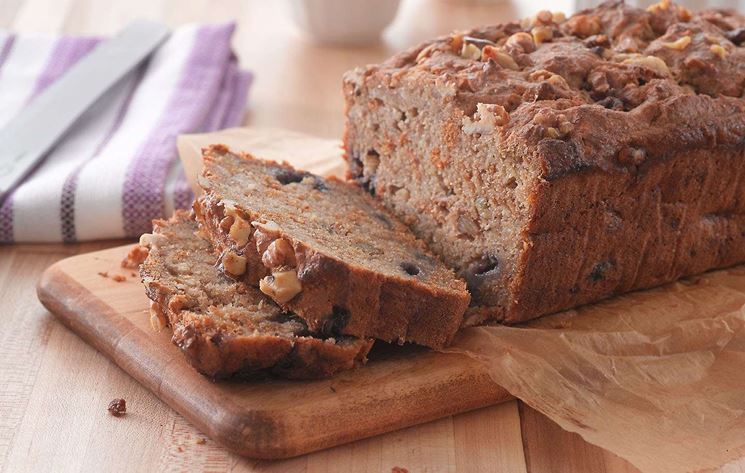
left=193, top=145, right=470, bottom=349
left=139, top=211, right=373, bottom=379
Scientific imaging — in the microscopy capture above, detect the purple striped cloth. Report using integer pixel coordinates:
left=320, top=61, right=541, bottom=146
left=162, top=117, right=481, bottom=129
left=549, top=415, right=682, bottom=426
left=0, top=24, right=251, bottom=243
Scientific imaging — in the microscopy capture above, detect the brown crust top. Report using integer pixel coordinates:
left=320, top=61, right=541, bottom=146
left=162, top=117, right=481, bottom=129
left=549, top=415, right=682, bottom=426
left=139, top=211, right=373, bottom=379
left=346, top=0, right=745, bottom=179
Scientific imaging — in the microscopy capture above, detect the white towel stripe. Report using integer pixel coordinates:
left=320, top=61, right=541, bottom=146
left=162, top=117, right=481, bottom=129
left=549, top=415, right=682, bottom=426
left=74, top=26, right=198, bottom=241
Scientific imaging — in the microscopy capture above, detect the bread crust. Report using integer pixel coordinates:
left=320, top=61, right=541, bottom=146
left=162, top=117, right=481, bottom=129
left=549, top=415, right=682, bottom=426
left=140, top=212, right=373, bottom=379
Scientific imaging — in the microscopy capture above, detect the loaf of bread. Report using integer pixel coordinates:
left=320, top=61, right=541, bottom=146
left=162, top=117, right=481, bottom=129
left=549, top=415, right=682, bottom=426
left=140, top=211, right=373, bottom=379
left=193, top=145, right=470, bottom=349
left=343, top=0, right=745, bottom=324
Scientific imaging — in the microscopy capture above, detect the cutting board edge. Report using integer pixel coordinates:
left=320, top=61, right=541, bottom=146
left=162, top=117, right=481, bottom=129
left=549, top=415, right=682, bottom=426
left=36, top=248, right=513, bottom=459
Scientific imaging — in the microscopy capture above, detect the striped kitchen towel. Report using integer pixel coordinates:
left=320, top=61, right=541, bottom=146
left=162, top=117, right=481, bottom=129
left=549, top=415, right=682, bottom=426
left=0, top=23, right=251, bottom=243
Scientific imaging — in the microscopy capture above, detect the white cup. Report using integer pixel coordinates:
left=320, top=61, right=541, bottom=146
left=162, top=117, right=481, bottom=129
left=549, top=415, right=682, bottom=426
left=288, top=0, right=402, bottom=45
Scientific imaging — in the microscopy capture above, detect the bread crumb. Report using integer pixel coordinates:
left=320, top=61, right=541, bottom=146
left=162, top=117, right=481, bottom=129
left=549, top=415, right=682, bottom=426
left=177, top=446, right=184, bottom=453
left=121, top=244, right=149, bottom=269
left=111, top=274, right=126, bottom=282
left=196, top=438, right=206, bottom=445
left=107, top=398, right=126, bottom=417
left=392, top=467, right=409, bottom=473
left=98, top=271, right=108, bottom=278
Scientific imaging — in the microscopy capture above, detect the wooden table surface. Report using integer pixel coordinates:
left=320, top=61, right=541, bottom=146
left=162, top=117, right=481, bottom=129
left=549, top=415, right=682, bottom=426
left=0, top=0, right=740, bottom=472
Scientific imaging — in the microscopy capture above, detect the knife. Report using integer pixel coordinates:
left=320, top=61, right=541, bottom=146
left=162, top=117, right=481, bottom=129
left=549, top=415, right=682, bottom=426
left=0, top=21, right=170, bottom=206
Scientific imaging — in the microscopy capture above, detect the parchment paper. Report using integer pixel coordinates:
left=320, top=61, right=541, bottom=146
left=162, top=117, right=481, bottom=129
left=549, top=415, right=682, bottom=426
left=178, top=127, right=745, bottom=473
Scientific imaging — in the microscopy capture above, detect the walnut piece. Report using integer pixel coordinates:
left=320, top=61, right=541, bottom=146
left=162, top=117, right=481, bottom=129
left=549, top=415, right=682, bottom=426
left=621, top=55, right=670, bottom=76
left=229, top=215, right=251, bottom=247
left=462, top=103, right=509, bottom=135
left=506, top=32, right=535, bottom=53
left=565, top=14, right=601, bottom=38
left=531, top=26, right=553, bottom=45
left=252, top=220, right=282, bottom=253
left=481, top=46, right=519, bottom=70
left=662, top=36, right=691, bottom=50
left=460, top=43, right=481, bottom=60
left=260, top=270, right=302, bottom=304
left=222, top=251, right=247, bottom=276
left=710, top=44, right=727, bottom=59
left=262, top=238, right=296, bottom=269
left=149, top=300, right=167, bottom=331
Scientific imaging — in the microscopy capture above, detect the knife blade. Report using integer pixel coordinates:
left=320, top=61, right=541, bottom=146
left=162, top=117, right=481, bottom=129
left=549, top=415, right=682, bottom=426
left=0, top=21, right=170, bottom=206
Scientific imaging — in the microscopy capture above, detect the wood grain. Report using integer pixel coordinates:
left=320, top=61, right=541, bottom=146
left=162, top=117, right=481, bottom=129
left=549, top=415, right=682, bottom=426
left=37, top=244, right=513, bottom=459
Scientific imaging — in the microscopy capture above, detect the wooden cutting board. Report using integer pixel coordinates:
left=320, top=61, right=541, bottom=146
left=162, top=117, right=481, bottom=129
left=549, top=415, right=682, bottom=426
left=37, top=244, right=512, bottom=460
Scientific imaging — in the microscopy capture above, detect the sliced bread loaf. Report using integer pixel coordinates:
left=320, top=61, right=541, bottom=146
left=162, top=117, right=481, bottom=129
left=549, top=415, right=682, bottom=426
left=139, top=211, right=373, bottom=379
left=193, top=145, right=470, bottom=349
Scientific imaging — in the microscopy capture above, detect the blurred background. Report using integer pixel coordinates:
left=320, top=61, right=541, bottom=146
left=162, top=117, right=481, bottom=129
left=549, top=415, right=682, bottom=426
left=4, top=0, right=741, bottom=140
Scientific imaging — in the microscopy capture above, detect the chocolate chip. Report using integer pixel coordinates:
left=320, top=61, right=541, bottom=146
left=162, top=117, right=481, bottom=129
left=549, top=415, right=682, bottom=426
left=597, top=96, right=624, bottom=111
left=373, top=212, right=394, bottom=230
left=726, top=27, right=745, bottom=45
left=589, top=261, right=612, bottom=282
left=465, top=255, right=500, bottom=299
left=313, top=178, right=329, bottom=192
left=108, top=398, right=126, bottom=417
left=272, top=167, right=310, bottom=185
left=400, top=262, right=421, bottom=276
left=321, top=306, right=350, bottom=336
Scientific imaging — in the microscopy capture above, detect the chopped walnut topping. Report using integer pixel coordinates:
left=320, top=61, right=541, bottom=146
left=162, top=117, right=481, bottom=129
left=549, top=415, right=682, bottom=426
left=262, top=238, right=296, bottom=269
left=229, top=216, right=251, bottom=247
left=528, top=69, right=552, bottom=81
left=481, top=46, right=519, bottom=70
left=621, top=55, right=670, bottom=76
left=505, top=32, right=535, bottom=53
left=617, top=147, right=646, bottom=165
left=461, top=43, right=481, bottom=60
left=531, top=26, right=553, bottom=45
left=710, top=44, right=727, bottom=59
left=449, top=34, right=464, bottom=53
left=646, top=0, right=671, bottom=13
left=535, top=111, right=572, bottom=139
left=260, top=270, right=302, bottom=304
left=222, top=251, right=247, bottom=276
left=678, top=6, right=692, bottom=21
left=647, top=0, right=691, bottom=20
left=460, top=36, right=497, bottom=59
left=462, top=103, right=509, bottom=135
left=662, top=35, right=691, bottom=50
left=535, top=10, right=553, bottom=25
left=149, top=300, right=167, bottom=331
left=564, top=14, right=601, bottom=38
